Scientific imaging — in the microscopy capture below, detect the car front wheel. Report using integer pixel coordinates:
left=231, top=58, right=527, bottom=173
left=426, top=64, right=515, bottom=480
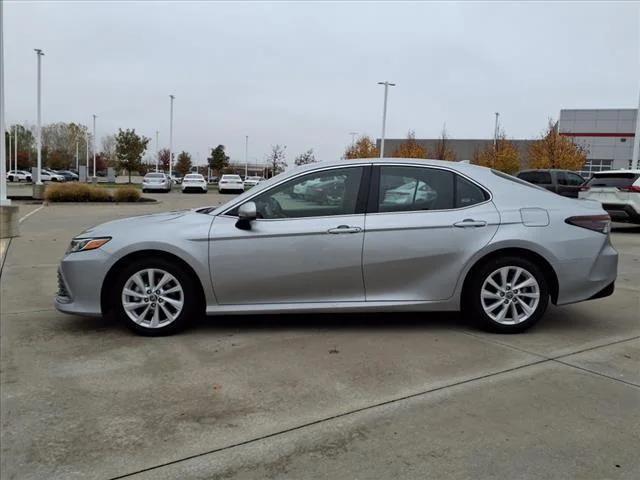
left=114, top=258, right=198, bottom=335
left=466, top=256, right=549, bottom=333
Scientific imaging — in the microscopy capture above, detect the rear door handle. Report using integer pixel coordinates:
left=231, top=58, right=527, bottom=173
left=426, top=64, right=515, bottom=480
left=328, top=225, right=362, bottom=234
left=453, top=219, right=487, bottom=228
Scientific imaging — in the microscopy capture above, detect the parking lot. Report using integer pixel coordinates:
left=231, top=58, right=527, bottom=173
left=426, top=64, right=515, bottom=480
left=1, top=190, right=639, bottom=480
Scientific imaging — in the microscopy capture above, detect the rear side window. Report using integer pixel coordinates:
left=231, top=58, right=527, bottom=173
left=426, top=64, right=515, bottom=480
left=456, top=175, right=488, bottom=208
left=518, top=171, right=552, bottom=185
left=586, top=173, right=640, bottom=188
left=378, top=166, right=456, bottom=212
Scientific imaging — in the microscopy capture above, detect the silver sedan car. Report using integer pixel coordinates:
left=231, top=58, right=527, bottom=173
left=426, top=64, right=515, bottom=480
left=55, top=159, right=618, bottom=335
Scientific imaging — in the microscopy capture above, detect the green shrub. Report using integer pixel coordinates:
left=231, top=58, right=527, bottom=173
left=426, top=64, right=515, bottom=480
left=113, top=187, right=141, bottom=202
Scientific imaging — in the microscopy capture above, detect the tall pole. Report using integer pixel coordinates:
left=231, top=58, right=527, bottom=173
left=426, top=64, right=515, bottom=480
left=85, top=131, right=89, bottom=180
left=0, top=0, right=7, bottom=205
left=92, top=114, right=97, bottom=180
left=14, top=125, right=18, bottom=172
left=155, top=130, right=159, bottom=172
left=75, top=140, right=79, bottom=172
left=377, top=81, right=395, bottom=159
left=493, top=112, right=500, bottom=148
left=34, top=49, right=44, bottom=185
left=7, top=131, right=11, bottom=172
left=632, top=90, right=640, bottom=170
left=349, top=131, right=358, bottom=147
left=169, top=95, right=174, bottom=177
left=245, top=135, right=248, bottom=178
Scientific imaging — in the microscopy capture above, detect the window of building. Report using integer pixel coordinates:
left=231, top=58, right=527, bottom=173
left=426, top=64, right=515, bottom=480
left=578, top=159, right=613, bottom=178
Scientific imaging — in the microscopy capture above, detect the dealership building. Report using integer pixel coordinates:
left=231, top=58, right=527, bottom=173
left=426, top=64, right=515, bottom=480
left=378, top=108, right=638, bottom=176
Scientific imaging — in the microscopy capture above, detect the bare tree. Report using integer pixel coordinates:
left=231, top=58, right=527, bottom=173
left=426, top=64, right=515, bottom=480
left=433, top=124, right=456, bottom=161
left=294, top=149, right=317, bottom=166
left=266, top=144, right=287, bottom=176
left=101, top=134, right=117, bottom=167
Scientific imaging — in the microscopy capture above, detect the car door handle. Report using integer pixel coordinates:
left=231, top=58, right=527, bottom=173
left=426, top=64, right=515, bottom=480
left=327, top=225, right=362, bottom=234
left=453, top=219, right=487, bottom=228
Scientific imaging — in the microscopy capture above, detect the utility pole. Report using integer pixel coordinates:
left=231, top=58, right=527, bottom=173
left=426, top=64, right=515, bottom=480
left=92, top=114, right=97, bottom=181
left=169, top=95, right=174, bottom=177
left=245, top=135, right=248, bottom=178
left=155, top=130, right=159, bottom=172
left=377, top=81, right=395, bottom=159
left=632, top=90, right=640, bottom=170
left=34, top=49, right=44, bottom=186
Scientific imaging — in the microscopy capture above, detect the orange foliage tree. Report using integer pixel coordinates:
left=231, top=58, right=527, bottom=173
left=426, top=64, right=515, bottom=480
left=344, top=135, right=379, bottom=159
left=391, top=130, right=428, bottom=158
left=473, top=132, right=520, bottom=174
left=528, top=120, right=587, bottom=170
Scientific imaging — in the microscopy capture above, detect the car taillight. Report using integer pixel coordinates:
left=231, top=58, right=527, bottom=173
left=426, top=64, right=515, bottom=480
left=618, top=185, right=640, bottom=193
left=565, top=215, right=611, bottom=234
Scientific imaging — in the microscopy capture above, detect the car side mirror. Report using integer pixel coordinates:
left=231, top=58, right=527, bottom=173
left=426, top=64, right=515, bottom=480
left=236, top=202, right=257, bottom=230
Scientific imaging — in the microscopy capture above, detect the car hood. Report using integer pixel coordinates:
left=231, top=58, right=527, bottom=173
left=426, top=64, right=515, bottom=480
left=79, top=210, right=197, bottom=237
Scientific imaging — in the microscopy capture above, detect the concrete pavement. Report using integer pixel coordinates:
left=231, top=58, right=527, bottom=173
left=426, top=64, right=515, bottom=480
left=1, top=194, right=638, bottom=480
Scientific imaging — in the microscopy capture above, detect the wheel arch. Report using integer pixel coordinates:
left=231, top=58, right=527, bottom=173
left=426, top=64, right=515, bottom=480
left=100, top=249, right=206, bottom=315
left=461, top=247, right=559, bottom=306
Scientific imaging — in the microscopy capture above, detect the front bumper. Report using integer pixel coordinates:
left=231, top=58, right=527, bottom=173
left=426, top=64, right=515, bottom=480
left=54, top=249, right=111, bottom=317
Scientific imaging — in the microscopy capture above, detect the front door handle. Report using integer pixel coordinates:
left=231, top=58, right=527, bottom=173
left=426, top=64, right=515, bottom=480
left=453, top=219, right=487, bottom=228
left=328, top=225, right=362, bottom=234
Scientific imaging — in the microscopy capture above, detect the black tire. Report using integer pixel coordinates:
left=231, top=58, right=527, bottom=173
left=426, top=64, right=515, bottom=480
left=465, top=255, right=549, bottom=334
left=113, top=257, right=200, bottom=336
left=8, top=176, right=14, bottom=182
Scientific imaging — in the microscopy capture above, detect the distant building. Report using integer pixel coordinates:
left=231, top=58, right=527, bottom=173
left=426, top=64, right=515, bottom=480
left=378, top=108, right=638, bottom=176
left=558, top=109, right=637, bottom=177
left=376, top=138, right=534, bottom=167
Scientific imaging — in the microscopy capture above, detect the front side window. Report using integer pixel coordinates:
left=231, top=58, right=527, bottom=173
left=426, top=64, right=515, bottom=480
left=566, top=172, right=585, bottom=186
left=378, top=166, right=454, bottom=212
left=237, top=167, right=364, bottom=219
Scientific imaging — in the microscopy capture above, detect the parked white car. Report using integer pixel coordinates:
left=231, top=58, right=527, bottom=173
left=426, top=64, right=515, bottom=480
left=142, top=173, right=172, bottom=193
left=218, top=174, right=245, bottom=193
left=243, top=176, right=264, bottom=188
left=39, top=169, right=66, bottom=182
left=181, top=174, right=208, bottom=193
left=6, top=170, right=32, bottom=182
left=579, top=170, right=640, bottom=224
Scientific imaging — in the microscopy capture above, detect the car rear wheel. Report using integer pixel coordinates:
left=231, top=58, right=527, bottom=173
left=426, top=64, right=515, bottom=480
left=466, top=256, right=549, bottom=333
left=113, top=258, right=198, bottom=335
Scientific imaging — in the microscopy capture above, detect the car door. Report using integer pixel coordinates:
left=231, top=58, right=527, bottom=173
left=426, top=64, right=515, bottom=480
left=363, top=164, right=500, bottom=302
left=209, top=165, right=369, bottom=305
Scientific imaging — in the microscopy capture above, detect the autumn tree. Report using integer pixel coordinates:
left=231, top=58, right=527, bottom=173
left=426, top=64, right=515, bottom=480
left=115, top=128, right=150, bottom=183
left=157, top=148, right=171, bottom=172
left=101, top=134, right=117, bottom=167
left=473, top=132, right=520, bottom=174
left=208, top=145, right=230, bottom=174
left=433, top=125, right=456, bottom=161
left=294, top=149, right=317, bottom=166
left=175, top=151, right=193, bottom=176
left=266, top=144, right=287, bottom=176
left=343, top=135, right=379, bottom=159
left=392, top=130, right=428, bottom=159
left=528, top=120, right=587, bottom=170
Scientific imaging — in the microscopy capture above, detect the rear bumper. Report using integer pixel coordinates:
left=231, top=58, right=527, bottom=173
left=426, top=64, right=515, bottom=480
left=142, top=183, right=170, bottom=190
left=602, top=203, right=640, bottom=224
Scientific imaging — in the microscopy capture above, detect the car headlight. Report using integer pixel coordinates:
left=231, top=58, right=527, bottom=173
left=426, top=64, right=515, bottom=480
left=66, top=237, right=111, bottom=254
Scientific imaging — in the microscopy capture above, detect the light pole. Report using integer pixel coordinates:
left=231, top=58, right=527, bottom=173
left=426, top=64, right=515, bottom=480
left=632, top=90, right=640, bottom=170
left=349, top=131, right=358, bottom=147
left=0, top=0, right=8, bottom=206
left=7, top=130, right=11, bottom=172
left=245, top=135, right=249, bottom=178
left=75, top=139, right=79, bottom=172
left=169, top=94, right=174, bottom=177
left=92, top=114, right=97, bottom=181
left=14, top=124, right=18, bottom=172
left=34, top=49, right=44, bottom=186
left=377, top=81, right=395, bottom=159
left=85, top=131, right=89, bottom=181
left=493, top=112, right=500, bottom=149
left=155, top=130, right=159, bottom=172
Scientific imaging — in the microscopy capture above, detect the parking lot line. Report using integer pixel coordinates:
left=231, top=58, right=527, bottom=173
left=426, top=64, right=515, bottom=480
left=18, top=204, right=44, bottom=224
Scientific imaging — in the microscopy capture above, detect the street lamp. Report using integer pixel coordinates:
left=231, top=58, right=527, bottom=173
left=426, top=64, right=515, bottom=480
left=92, top=114, right=97, bottom=181
left=632, top=90, right=640, bottom=170
left=493, top=112, right=500, bottom=149
left=377, top=81, right=395, bottom=159
left=34, top=48, right=44, bottom=186
left=169, top=94, right=174, bottom=177
left=245, top=135, right=249, bottom=178
left=155, top=130, right=159, bottom=173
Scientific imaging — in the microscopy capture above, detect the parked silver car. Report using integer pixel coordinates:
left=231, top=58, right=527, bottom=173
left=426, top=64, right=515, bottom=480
left=55, top=159, right=618, bottom=335
left=142, top=173, right=171, bottom=193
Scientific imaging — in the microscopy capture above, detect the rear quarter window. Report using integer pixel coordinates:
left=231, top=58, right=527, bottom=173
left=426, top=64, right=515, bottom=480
left=586, top=173, right=640, bottom=188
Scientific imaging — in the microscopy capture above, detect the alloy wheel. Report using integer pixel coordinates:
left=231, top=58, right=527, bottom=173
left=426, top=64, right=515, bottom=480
left=121, top=268, right=184, bottom=328
left=480, top=266, right=540, bottom=325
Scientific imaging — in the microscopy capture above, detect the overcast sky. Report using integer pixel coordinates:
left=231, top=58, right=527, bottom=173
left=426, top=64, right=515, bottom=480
left=4, top=1, right=639, bottom=166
